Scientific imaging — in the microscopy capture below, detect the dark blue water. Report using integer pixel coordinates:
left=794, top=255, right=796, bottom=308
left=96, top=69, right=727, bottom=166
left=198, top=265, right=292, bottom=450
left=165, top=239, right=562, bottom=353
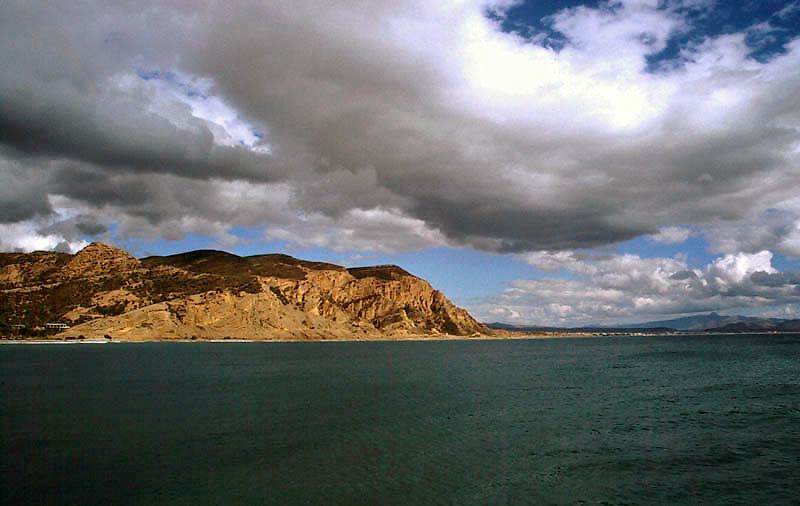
left=2, top=335, right=799, bottom=505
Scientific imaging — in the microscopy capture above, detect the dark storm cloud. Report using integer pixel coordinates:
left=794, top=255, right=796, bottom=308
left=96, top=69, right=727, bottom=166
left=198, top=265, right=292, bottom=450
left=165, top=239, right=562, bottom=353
left=0, top=0, right=279, bottom=186
left=0, top=0, right=799, bottom=253
left=38, top=215, right=108, bottom=241
left=0, top=82, right=277, bottom=183
left=0, top=156, right=52, bottom=223
left=178, top=0, right=800, bottom=251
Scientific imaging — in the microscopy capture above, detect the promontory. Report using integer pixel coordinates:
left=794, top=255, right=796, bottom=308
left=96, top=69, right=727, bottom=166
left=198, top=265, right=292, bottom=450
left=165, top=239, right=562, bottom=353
left=0, top=242, right=488, bottom=341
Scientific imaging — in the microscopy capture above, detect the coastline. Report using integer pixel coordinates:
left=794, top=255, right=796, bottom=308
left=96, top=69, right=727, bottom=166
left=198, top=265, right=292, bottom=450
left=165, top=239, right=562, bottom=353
left=0, top=333, right=569, bottom=344
left=3, top=330, right=799, bottom=345
left=0, top=339, right=111, bottom=345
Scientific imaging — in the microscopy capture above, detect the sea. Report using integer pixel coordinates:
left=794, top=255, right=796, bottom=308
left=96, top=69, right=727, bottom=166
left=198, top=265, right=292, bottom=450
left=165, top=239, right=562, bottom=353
left=1, top=334, right=799, bottom=505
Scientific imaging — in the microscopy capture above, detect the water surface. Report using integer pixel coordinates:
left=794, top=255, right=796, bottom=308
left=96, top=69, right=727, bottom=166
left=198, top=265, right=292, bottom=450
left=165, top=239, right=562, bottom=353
left=2, top=335, right=799, bottom=505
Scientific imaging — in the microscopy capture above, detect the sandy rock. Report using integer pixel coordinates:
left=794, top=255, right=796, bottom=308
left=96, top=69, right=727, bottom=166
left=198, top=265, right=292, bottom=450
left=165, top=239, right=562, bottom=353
left=2, top=242, right=488, bottom=340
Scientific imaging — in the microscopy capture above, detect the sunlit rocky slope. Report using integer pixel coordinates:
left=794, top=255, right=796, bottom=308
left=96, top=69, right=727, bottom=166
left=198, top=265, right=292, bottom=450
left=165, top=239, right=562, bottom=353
left=0, top=243, right=486, bottom=340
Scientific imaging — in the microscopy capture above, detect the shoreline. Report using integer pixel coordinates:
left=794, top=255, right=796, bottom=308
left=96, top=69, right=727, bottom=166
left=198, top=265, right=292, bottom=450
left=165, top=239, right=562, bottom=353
left=0, top=333, right=583, bottom=344
left=0, top=339, right=111, bottom=345
left=3, top=330, right=800, bottom=344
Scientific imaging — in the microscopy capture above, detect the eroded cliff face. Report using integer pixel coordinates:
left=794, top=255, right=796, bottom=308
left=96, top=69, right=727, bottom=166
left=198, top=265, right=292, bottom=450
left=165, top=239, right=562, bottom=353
left=0, top=243, right=487, bottom=340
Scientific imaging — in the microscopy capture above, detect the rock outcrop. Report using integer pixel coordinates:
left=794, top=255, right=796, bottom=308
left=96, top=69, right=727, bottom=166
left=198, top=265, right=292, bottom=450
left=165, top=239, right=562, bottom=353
left=60, top=242, right=140, bottom=279
left=0, top=243, right=487, bottom=340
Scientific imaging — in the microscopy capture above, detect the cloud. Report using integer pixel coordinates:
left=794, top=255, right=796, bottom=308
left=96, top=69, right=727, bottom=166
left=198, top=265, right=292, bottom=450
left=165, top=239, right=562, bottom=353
left=650, top=226, right=691, bottom=244
left=471, top=249, right=800, bottom=326
left=137, top=71, right=267, bottom=150
left=519, top=250, right=592, bottom=272
left=38, top=214, right=108, bottom=240
left=268, top=208, right=448, bottom=254
left=0, top=212, right=89, bottom=254
left=0, top=71, right=276, bottom=183
left=0, top=0, right=799, bottom=254
left=778, top=1, right=800, bottom=19
left=703, top=198, right=800, bottom=258
left=707, top=250, right=775, bottom=284
left=0, top=155, right=52, bottom=223
left=750, top=271, right=800, bottom=288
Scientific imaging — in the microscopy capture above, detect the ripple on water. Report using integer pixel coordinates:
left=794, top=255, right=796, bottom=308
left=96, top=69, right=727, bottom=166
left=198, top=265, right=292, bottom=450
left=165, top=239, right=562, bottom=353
left=1, top=336, right=799, bottom=505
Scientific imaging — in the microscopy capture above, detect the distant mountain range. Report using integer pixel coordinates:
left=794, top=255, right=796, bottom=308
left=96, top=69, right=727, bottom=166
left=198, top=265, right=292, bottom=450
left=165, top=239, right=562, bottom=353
left=620, top=312, right=800, bottom=332
left=486, top=312, right=800, bottom=333
left=485, top=322, right=675, bottom=334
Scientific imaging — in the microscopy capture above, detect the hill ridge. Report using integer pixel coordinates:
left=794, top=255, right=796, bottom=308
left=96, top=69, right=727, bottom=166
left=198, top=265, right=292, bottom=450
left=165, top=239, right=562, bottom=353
left=1, top=243, right=486, bottom=340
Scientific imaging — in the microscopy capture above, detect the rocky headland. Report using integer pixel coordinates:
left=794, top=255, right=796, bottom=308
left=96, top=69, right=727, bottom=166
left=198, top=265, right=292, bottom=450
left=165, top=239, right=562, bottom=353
left=0, top=243, right=487, bottom=341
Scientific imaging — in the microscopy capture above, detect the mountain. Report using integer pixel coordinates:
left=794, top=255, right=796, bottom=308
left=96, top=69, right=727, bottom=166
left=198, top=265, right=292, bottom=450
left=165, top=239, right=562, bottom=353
left=484, top=322, right=674, bottom=334
left=486, top=313, right=800, bottom=334
left=484, top=322, right=557, bottom=333
left=0, top=243, right=486, bottom=340
left=712, top=319, right=800, bottom=333
left=620, top=312, right=785, bottom=331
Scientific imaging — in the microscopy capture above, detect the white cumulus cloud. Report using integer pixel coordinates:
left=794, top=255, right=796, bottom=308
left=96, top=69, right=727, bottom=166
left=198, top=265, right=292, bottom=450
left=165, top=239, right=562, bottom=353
left=472, top=249, right=800, bottom=326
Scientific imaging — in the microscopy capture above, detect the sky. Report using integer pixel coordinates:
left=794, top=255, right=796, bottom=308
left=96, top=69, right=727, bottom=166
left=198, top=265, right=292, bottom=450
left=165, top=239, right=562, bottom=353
left=1, top=0, right=800, bottom=326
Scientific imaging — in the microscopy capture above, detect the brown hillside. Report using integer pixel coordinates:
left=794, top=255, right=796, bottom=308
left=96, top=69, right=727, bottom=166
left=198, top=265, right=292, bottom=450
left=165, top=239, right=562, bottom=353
left=1, top=243, right=487, bottom=340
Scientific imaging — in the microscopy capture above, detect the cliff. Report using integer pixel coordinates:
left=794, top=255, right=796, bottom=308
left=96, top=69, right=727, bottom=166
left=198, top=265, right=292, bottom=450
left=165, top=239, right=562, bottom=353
left=0, top=243, right=487, bottom=340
